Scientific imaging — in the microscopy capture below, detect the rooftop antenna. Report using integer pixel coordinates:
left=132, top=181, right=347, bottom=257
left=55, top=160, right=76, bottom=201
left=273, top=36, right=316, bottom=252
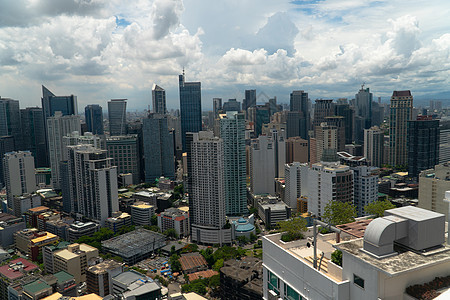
left=182, top=67, right=185, bottom=76
left=361, top=82, right=365, bottom=90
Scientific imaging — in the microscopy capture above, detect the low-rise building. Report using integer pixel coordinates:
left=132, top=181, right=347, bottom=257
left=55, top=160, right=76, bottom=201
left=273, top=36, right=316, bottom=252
left=157, top=207, right=189, bottom=238
left=67, top=221, right=99, bottom=242
left=101, top=228, right=166, bottom=265
left=220, top=257, right=263, bottom=300
left=0, top=258, right=39, bottom=300
left=46, top=218, right=73, bottom=241
left=111, top=270, right=161, bottom=299
left=130, top=202, right=155, bottom=226
left=12, top=194, right=42, bottom=217
left=25, top=206, right=50, bottom=228
left=0, top=213, right=26, bottom=248
left=133, top=190, right=172, bottom=213
left=14, top=229, right=59, bottom=261
left=37, top=211, right=60, bottom=232
left=43, top=241, right=71, bottom=275
left=86, top=259, right=124, bottom=297
left=179, top=253, right=208, bottom=274
left=105, top=212, right=132, bottom=233
left=52, top=243, right=99, bottom=283
left=257, top=199, right=291, bottom=229
left=157, top=177, right=175, bottom=191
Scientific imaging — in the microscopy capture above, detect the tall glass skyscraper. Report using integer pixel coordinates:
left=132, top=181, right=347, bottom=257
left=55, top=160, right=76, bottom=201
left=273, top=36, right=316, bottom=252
left=85, top=104, right=104, bottom=135
left=152, top=84, right=167, bottom=115
left=142, top=114, right=174, bottom=182
left=220, top=111, right=247, bottom=216
left=21, top=107, right=47, bottom=167
left=179, top=72, right=202, bottom=151
left=108, top=99, right=127, bottom=136
left=0, top=97, right=22, bottom=151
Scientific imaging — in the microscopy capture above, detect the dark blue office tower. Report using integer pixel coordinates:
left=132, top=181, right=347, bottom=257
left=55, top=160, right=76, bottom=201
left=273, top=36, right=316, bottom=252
left=179, top=71, right=202, bottom=151
left=85, top=104, right=104, bottom=135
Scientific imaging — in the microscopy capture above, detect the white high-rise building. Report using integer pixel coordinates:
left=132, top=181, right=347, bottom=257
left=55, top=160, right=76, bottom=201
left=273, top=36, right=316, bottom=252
left=364, top=126, right=384, bottom=167
left=64, top=145, right=118, bottom=225
left=315, top=122, right=338, bottom=163
left=47, top=111, right=81, bottom=188
left=353, top=165, right=378, bottom=216
left=220, top=111, right=247, bottom=216
left=3, top=151, right=36, bottom=208
left=190, top=132, right=231, bottom=245
left=307, top=161, right=353, bottom=218
left=284, top=162, right=309, bottom=210
left=249, top=132, right=285, bottom=195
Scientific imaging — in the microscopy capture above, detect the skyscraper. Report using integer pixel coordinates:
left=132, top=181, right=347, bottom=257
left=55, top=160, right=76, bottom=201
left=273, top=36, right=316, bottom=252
left=248, top=105, right=270, bottom=137
left=220, top=112, right=247, bottom=216
left=389, top=90, right=413, bottom=167
left=290, top=90, right=309, bottom=113
left=249, top=135, right=276, bottom=195
left=179, top=72, right=202, bottom=151
left=407, top=116, right=439, bottom=178
left=84, top=104, right=104, bottom=135
left=335, top=99, right=354, bottom=144
left=213, top=98, right=222, bottom=118
left=64, top=145, right=118, bottom=225
left=152, top=84, right=167, bottom=115
left=0, top=136, right=15, bottom=189
left=47, top=112, right=81, bottom=188
left=21, top=107, right=47, bottom=167
left=354, top=86, right=373, bottom=144
left=41, top=86, right=78, bottom=165
left=313, top=99, right=335, bottom=127
left=314, top=122, right=338, bottom=163
left=189, top=132, right=231, bottom=245
left=142, top=114, right=174, bottom=183
left=222, top=99, right=241, bottom=112
left=243, top=89, right=256, bottom=112
left=108, top=99, right=127, bottom=136
left=4, top=151, right=36, bottom=208
left=106, top=135, right=140, bottom=185
left=364, top=126, right=384, bottom=167
left=0, top=97, right=22, bottom=151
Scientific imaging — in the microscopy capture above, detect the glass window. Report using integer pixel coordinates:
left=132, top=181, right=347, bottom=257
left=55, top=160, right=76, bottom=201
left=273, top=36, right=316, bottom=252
left=268, top=271, right=279, bottom=295
left=284, top=283, right=300, bottom=300
left=354, top=274, right=365, bottom=289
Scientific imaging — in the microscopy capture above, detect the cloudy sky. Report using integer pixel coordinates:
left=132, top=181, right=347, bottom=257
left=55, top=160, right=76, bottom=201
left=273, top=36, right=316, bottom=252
left=1, top=0, right=449, bottom=111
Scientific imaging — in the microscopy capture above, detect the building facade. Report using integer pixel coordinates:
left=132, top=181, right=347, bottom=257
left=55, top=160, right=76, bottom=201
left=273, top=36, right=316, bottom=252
left=190, top=132, right=231, bottom=245
left=389, top=90, right=413, bottom=167
left=108, top=99, right=127, bottom=136
left=106, top=135, right=140, bottom=184
left=179, top=72, right=202, bottom=151
left=142, top=114, right=174, bottom=182
left=84, top=104, right=104, bottom=135
left=363, top=126, right=384, bottom=167
left=220, top=112, right=247, bottom=216
left=64, top=145, right=118, bottom=225
left=407, top=116, right=439, bottom=178
left=4, top=151, right=36, bottom=208
left=152, top=84, right=167, bottom=115
left=21, top=107, right=47, bottom=167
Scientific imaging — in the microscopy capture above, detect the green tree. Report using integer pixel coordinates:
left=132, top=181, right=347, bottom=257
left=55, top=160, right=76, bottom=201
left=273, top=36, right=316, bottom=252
left=169, top=254, right=181, bottom=272
left=164, top=228, right=177, bottom=239
left=182, top=244, right=199, bottom=253
left=364, top=199, right=395, bottom=218
left=331, top=250, right=342, bottom=267
left=249, top=207, right=258, bottom=215
left=322, top=201, right=356, bottom=226
left=249, top=233, right=257, bottom=243
left=208, top=274, right=220, bottom=288
left=151, top=214, right=158, bottom=226
left=212, top=258, right=224, bottom=271
left=236, top=236, right=248, bottom=245
left=277, top=216, right=307, bottom=242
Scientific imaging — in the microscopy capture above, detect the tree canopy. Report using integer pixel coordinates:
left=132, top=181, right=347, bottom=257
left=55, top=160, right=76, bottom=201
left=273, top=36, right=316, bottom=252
left=364, top=199, right=395, bottom=218
left=322, top=200, right=356, bottom=226
left=277, top=216, right=307, bottom=242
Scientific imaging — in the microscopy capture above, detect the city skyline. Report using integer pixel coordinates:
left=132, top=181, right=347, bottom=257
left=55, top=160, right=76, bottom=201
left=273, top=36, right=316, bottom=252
left=0, top=0, right=450, bottom=110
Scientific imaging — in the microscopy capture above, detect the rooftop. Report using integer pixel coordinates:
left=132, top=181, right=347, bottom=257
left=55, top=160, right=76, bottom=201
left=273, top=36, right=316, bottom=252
left=131, top=203, right=154, bottom=209
left=188, top=270, right=218, bottom=281
left=113, top=270, right=145, bottom=286
left=27, top=206, right=49, bottom=213
left=87, top=259, right=123, bottom=274
left=101, top=228, right=165, bottom=253
left=31, top=232, right=58, bottom=244
left=0, top=258, right=38, bottom=280
left=53, top=271, right=74, bottom=283
left=23, top=279, right=51, bottom=295
left=179, top=253, right=208, bottom=272
left=336, top=239, right=450, bottom=276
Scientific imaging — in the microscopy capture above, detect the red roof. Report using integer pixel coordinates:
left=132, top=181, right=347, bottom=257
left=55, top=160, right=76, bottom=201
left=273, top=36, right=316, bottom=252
left=0, top=258, right=38, bottom=280
left=188, top=270, right=218, bottom=281
left=179, top=253, right=208, bottom=272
